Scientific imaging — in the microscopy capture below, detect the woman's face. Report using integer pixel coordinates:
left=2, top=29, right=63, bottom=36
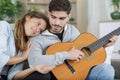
left=24, top=16, right=47, bottom=37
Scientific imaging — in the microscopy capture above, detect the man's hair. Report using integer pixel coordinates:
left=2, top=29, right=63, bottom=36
left=49, top=0, right=71, bottom=14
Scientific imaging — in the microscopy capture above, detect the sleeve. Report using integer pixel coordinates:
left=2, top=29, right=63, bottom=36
left=28, top=38, right=69, bottom=68
left=0, top=21, right=11, bottom=70
left=7, top=51, right=24, bottom=80
left=7, top=62, right=24, bottom=80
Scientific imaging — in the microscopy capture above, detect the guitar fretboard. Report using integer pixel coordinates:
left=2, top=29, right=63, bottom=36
left=87, top=27, right=120, bottom=53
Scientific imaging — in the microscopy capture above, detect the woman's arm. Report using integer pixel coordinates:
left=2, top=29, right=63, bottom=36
left=13, top=64, right=53, bottom=80
left=7, top=40, right=32, bottom=65
left=6, top=56, right=28, bottom=65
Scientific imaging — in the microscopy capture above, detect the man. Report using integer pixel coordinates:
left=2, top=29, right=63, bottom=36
left=28, top=0, right=118, bottom=80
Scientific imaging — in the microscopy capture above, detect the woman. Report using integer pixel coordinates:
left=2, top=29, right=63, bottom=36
left=0, top=11, right=52, bottom=80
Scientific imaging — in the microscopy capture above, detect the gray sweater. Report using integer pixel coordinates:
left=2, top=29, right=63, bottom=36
left=28, top=24, right=80, bottom=67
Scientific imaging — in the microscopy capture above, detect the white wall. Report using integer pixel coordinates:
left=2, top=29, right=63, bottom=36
left=76, top=0, right=87, bottom=33
left=87, top=0, right=113, bottom=38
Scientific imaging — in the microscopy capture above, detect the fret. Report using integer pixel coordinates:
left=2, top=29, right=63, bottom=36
left=86, top=27, right=120, bottom=53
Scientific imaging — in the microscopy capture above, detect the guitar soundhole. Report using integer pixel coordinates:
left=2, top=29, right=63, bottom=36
left=81, top=47, right=91, bottom=55
left=81, top=47, right=93, bottom=60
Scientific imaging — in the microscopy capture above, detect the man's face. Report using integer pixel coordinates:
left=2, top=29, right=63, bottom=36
left=48, top=11, right=70, bottom=33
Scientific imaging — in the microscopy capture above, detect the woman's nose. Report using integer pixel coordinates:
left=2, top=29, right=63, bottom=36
left=37, top=27, right=41, bottom=32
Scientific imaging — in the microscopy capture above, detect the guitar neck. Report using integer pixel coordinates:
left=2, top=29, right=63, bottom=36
left=86, top=27, right=120, bottom=53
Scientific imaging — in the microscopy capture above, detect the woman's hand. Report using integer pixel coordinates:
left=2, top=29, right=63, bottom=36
left=34, top=64, right=53, bottom=74
left=68, top=47, right=84, bottom=62
left=7, top=40, right=32, bottom=65
left=22, top=40, right=32, bottom=60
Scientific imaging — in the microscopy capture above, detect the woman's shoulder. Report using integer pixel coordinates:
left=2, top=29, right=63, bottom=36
left=0, top=20, right=10, bottom=26
left=0, top=20, right=11, bottom=33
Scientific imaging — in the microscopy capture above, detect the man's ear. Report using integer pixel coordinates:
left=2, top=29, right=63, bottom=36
left=68, top=13, right=71, bottom=21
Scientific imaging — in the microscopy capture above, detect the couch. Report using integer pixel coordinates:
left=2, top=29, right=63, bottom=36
left=111, top=59, right=120, bottom=80
left=9, top=23, right=120, bottom=80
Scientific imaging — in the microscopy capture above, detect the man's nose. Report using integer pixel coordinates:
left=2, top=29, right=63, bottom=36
left=55, top=19, right=60, bottom=25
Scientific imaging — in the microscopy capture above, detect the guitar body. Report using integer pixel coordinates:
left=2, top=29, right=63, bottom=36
left=46, top=33, right=106, bottom=80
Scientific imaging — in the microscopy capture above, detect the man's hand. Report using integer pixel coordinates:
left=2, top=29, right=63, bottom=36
left=68, top=47, right=84, bottom=61
left=103, top=35, right=119, bottom=48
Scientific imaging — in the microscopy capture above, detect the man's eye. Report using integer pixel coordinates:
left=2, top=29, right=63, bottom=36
left=51, top=16, right=56, bottom=19
left=60, top=18, right=65, bottom=20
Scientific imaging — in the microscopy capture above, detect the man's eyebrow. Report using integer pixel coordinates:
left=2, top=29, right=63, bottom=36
left=60, top=17, right=66, bottom=18
left=50, top=14, right=66, bottom=19
left=59, top=17, right=66, bottom=19
left=50, top=14, right=55, bottom=17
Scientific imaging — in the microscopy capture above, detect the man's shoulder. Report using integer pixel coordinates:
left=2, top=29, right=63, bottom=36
left=66, top=24, right=78, bottom=31
left=30, top=34, right=42, bottom=41
left=67, top=23, right=75, bottom=26
left=66, top=24, right=77, bottom=29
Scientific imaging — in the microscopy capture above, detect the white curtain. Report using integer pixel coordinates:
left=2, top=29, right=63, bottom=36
left=87, top=0, right=113, bottom=37
left=87, top=0, right=115, bottom=64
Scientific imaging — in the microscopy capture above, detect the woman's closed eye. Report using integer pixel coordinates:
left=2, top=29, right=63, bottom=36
left=35, top=22, right=41, bottom=26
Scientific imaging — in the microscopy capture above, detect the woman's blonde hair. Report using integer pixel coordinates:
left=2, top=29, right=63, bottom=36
left=14, top=11, right=50, bottom=51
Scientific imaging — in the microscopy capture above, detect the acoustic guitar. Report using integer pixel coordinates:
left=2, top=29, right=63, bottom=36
left=46, top=27, right=120, bottom=80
